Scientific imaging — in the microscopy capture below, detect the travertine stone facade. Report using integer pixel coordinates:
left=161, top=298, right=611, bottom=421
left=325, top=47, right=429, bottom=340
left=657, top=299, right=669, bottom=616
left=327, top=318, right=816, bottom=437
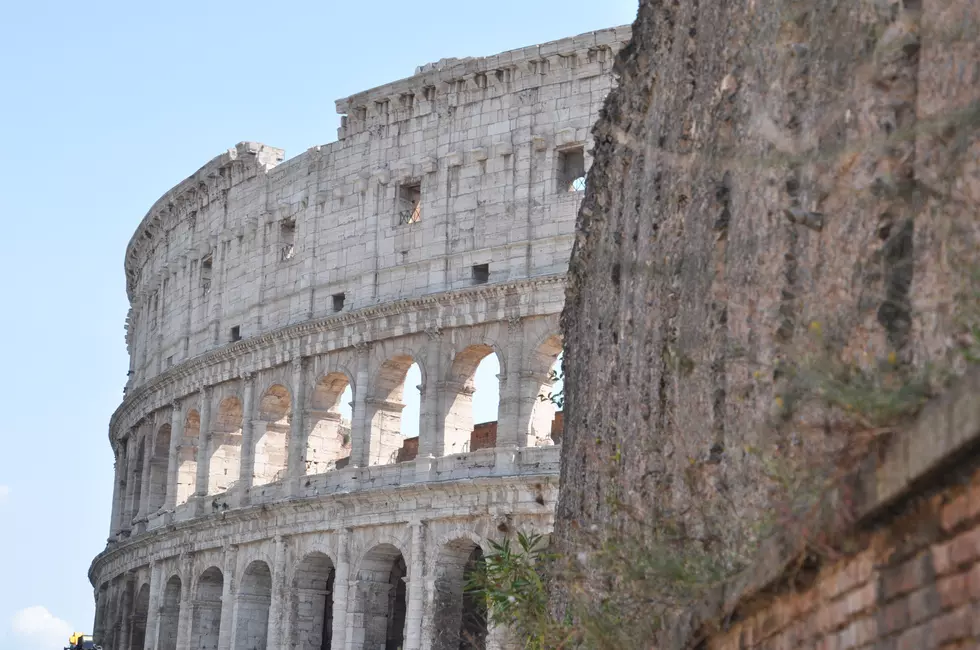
left=90, top=25, right=630, bottom=650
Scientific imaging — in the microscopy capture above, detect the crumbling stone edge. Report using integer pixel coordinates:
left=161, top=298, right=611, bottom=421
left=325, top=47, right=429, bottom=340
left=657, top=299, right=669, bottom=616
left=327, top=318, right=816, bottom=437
left=659, top=365, right=980, bottom=649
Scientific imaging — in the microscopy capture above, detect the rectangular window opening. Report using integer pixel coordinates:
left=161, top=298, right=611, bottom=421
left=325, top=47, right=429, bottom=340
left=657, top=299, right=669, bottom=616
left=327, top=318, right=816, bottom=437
left=472, top=263, right=490, bottom=285
left=201, top=253, right=213, bottom=294
left=230, top=325, right=241, bottom=342
left=279, top=218, right=296, bottom=261
left=557, top=147, right=587, bottom=193
left=332, top=292, right=346, bottom=312
left=397, top=182, right=422, bottom=225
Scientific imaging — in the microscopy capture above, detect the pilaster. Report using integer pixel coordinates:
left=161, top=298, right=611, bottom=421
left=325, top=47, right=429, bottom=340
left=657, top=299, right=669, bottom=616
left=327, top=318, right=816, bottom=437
left=349, top=344, right=371, bottom=468
left=496, top=317, right=526, bottom=447
left=331, top=528, right=352, bottom=649
left=216, top=544, right=238, bottom=650
left=417, top=328, right=443, bottom=462
left=108, top=442, right=124, bottom=542
left=122, top=432, right=138, bottom=535
left=164, top=401, right=183, bottom=511
left=144, top=559, right=162, bottom=650
left=175, top=553, right=195, bottom=650
left=286, top=357, right=308, bottom=487
left=137, top=427, right=153, bottom=522
left=238, top=373, right=257, bottom=502
left=267, top=534, right=289, bottom=650
left=404, top=520, right=426, bottom=650
left=194, top=386, right=213, bottom=497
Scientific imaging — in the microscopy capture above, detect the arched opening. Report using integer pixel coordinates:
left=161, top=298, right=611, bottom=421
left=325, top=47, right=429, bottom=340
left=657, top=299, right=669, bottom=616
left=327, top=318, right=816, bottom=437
left=235, top=561, right=272, bottom=650
left=148, top=424, right=171, bottom=513
left=191, top=567, right=223, bottom=650
left=432, top=540, right=487, bottom=650
left=291, top=552, right=335, bottom=650
left=210, top=397, right=242, bottom=494
left=307, top=374, right=353, bottom=474
left=129, top=583, right=150, bottom=650
left=352, top=544, right=407, bottom=650
left=527, top=335, right=564, bottom=446
left=370, top=356, right=420, bottom=465
left=444, top=345, right=500, bottom=455
left=254, top=384, right=291, bottom=486
left=158, top=575, right=181, bottom=650
left=177, top=410, right=200, bottom=505
left=131, top=437, right=145, bottom=521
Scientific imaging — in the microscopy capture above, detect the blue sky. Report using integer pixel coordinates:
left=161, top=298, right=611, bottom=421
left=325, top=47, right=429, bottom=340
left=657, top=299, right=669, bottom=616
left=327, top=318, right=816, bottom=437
left=0, top=1, right=634, bottom=646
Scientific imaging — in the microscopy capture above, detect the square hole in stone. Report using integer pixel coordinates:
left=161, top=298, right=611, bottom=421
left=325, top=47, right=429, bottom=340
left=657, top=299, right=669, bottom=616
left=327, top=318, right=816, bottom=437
left=557, top=146, right=586, bottom=192
left=333, top=292, right=346, bottom=312
left=230, top=325, right=241, bottom=342
left=472, top=263, right=490, bottom=285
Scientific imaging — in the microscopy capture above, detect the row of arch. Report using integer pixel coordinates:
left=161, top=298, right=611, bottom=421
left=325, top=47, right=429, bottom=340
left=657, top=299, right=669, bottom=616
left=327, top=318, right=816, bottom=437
left=98, top=537, right=494, bottom=650
left=112, top=329, right=562, bottom=536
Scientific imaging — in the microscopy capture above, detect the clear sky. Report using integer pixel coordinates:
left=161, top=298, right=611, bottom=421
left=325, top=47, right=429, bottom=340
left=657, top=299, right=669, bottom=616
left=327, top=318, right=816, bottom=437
left=0, top=1, right=634, bottom=647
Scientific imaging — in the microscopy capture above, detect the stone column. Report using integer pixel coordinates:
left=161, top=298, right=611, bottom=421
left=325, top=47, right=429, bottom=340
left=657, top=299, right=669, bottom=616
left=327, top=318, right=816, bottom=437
left=93, top=587, right=107, bottom=645
left=267, top=535, right=289, bottom=650
left=286, top=357, right=307, bottom=486
left=330, top=528, right=351, bottom=649
left=404, top=521, right=426, bottom=650
left=108, top=442, right=124, bottom=541
left=165, top=401, right=183, bottom=511
left=119, top=575, right=136, bottom=650
left=417, top=329, right=443, bottom=462
left=194, top=386, right=213, bottom=497
left=122, top=432, right=139, bottom=535
left=137, top=427, right=153, bottom=522
left=217, top=544, right=238, bottom=650
left=144, top=559, right=162, bottom=650
left=238, top=373, right=256, bottom=502
left=349, top=344, right=371, bottom=468
left=496, top=317, right=526, bottom=447
left=175, top=553, right=195, bottom=650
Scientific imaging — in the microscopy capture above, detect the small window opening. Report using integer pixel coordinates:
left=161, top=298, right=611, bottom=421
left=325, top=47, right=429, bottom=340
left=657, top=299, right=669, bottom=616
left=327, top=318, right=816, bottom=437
left=558, top=147, right=586, bottom=193
left=332, top=293, right=346, bottom=312
left=279, top=218, right=296, bottom=261
left=397, top=182, right=422, bottom=225
left=472, top=264, right=490, bottom=285
left=423, top=85, right=437, bottom=102
left=230, top=326, right=242, bottom=342
left=355, top=106, right=367, bottom=122
left=165, top=355, right=174, bottom=369
left=201, top=254, right=213, bottom=295
left=475, top=73, right=487, bottom=89
left=400, top=92, right=414, bottom=110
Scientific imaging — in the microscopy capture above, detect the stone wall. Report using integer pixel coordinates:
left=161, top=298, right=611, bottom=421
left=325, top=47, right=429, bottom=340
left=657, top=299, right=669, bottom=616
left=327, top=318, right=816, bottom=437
left=93, top=24, right=633, bottom=650
left=557, top=0, right=980, bottom=620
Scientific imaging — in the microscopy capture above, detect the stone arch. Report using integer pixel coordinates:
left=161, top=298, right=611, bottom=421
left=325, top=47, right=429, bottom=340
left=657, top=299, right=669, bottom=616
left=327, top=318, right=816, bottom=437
left=524, top=332, right=564, bottom=445
left=306, top=372, right=353, bottom=474
left=369, top=354, right=422, bottom=466
left=158, top=575, right=181, bottom=650
left=431, top=537, right=487, bottom=650
left=177, top=409, right=200, bottom=505
left=290, top=552, right=336, bottom=650
left=210, top=396, right=242, bottom=494
left=235, top=560, right=272, bottom=650
left=129, top=582, right=150, bottom=650
left=351, top=543, right=407, bottom=650
left=443, top=343, right=500, bottom=455
left=254, top=384, right=292, bottom=486
left=191, top=566, right=223, bottom=650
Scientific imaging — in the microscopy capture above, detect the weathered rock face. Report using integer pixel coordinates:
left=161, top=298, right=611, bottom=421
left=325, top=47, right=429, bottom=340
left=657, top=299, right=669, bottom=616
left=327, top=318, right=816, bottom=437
left=557, top=0, right=980, bottom=615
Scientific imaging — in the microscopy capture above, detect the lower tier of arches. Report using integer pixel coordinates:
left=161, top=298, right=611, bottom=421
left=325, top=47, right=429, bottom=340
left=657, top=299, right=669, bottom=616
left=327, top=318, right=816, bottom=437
left=91, top=475, right=555, bottom=650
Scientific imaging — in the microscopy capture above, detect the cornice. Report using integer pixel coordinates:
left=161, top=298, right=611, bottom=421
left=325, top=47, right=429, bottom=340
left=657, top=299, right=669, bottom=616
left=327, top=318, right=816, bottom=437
left=110, top=274, right=566, bottom=440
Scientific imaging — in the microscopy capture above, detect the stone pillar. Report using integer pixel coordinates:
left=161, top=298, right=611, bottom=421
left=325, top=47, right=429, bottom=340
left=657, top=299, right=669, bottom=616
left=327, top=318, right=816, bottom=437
left=267, top=535, right=289, bottom=650
left=108, top=442, right=124, bottom=541
left=119, top=575, right=136, bottom=650
left=93, top=587, right=107, bottom=645
left=238, top=373, right=256, bottom=501
left=496, top=317, right=526, bottom=447
left=417, top=329, right=443, bottom=462
left=165, top=401, right=183, bottom=511
left=194, top=386, right=213, bottom=497
left=330, top=528, right=351, bottom=649
left=286, top=357, right=307, bottom=486
left=137, top=428, right=153, bottom=522
left=404, top=521, right=426, bottom=650
left=349, top=344, right=371, bottom=468
left=216, top=544, right=238, bottom=650
left=122, top=432, right=139, bottom=535
left=144, top=559, right=162, bottom=650
left=175, top=553, right=195, bottom=650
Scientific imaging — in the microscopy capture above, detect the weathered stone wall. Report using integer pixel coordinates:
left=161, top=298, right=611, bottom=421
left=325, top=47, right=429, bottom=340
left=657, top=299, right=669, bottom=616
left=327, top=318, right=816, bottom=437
left=558, top=0, right=980, bottom=623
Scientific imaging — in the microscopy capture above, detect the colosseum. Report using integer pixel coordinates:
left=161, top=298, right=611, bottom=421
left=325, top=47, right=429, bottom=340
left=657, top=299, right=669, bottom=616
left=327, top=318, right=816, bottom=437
left=88, top=24, right=631, bottom=650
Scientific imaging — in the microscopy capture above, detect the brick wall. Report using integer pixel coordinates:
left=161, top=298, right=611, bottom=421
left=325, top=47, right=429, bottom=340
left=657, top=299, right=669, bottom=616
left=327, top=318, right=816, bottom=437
left=551, top=411, right=563, bottom=444
left=471, top=422, right=498, bottom=451
left=660, top=368, right=980, bottom=650
left=396, top=437, right=419, bottom=463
